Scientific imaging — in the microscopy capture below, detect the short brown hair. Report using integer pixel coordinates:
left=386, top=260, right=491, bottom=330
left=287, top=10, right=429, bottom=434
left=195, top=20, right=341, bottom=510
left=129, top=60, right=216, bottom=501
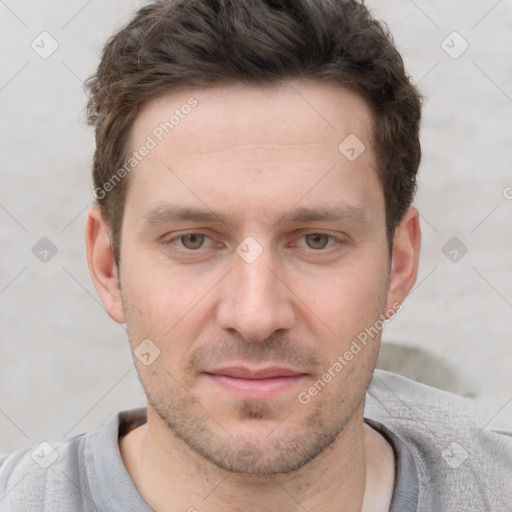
left=86, top=0, right=421, bottom=267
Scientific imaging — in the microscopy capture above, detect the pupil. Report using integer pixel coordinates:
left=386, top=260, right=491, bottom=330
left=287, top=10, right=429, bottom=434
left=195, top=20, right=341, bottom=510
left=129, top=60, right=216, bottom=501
left=307, top=233, right=328, bottom=249
left=183, top=234, right=203, bottom=249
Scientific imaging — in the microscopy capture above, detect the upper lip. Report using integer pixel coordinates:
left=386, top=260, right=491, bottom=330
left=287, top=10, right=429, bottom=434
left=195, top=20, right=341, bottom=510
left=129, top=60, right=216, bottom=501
left=206, top=366, right=305, bottom=379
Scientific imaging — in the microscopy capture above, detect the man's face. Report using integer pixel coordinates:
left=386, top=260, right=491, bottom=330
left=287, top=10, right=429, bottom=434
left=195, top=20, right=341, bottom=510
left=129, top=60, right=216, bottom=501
left=118, top=80, right=392, bottom=474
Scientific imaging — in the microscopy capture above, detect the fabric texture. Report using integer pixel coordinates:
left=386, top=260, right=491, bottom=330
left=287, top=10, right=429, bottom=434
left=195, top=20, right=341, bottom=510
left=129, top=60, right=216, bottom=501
left=1, top=369, right=511, bottom=511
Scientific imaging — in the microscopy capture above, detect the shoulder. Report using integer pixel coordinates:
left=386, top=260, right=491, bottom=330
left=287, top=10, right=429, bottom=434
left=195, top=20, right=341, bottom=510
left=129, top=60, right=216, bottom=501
left=0, top=434, right=87, bottom=512
left=0, top=408, right=145, bottom=512
left=366, top=369, right=512, bottom=511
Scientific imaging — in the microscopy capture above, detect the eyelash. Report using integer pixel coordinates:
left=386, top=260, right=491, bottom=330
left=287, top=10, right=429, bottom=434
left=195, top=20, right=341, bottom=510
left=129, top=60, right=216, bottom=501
left=163, top=231, right=345, bottom=254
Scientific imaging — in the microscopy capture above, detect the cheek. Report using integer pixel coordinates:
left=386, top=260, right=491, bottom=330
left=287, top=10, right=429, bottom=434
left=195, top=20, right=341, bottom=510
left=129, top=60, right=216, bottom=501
left=300, top=260, right=388, bottom=319
left=120, top=257, right=219, bottom=371
left=294, top=260, right=389, bottom=361
left=122, top=252, right=204, bottom=323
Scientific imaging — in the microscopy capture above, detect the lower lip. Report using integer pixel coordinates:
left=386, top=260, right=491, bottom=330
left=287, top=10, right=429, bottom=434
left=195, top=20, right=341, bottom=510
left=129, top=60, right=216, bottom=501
left=205, top=373, right=306, bottom=401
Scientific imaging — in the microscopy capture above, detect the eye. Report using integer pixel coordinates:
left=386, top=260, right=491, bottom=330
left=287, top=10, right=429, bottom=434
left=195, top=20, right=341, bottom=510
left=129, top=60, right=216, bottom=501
left=304, top=233, right=331, bottom=250
left=179, top=233, right=206, bottom=250
left=288, top=230, right=348, bottom=257
left=161, top=231, right=223, bottom=259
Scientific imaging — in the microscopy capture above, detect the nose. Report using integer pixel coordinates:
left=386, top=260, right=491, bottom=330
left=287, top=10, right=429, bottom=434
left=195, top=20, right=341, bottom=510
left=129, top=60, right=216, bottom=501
left=215, top=244, right=296, bottom=342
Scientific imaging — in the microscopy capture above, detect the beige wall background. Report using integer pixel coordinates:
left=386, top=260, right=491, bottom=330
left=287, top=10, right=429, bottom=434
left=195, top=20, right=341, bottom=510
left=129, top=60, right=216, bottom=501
left=1, top=0, right=511, bottom=454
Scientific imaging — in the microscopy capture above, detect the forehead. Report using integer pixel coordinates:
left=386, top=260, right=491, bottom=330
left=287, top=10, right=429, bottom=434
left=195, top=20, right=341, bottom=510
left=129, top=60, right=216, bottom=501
left=124, top=79, right=381, bottom=224
left=131, top=79, right=374, bottom=157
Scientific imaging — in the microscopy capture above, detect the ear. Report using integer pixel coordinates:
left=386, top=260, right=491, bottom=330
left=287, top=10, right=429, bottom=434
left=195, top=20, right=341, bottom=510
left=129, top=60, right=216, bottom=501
left=385, top=206, right=421, bottom=313
left=85, top=205, right=126, bottom=323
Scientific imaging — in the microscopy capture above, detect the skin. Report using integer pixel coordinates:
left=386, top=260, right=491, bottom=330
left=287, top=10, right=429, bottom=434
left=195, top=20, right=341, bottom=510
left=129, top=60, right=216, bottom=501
left=86, top=79, right=421, bottom=512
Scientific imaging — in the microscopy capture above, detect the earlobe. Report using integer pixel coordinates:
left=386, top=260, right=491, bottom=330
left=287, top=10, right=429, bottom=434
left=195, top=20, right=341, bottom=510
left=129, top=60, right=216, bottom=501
left=85, top=205, right=126, bottom=324
left=386, top=206, right=421, bottom=313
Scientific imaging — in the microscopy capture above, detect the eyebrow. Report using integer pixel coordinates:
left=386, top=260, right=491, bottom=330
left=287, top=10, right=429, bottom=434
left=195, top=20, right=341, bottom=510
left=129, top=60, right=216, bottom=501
left=141, top=202, right=370, bottom=231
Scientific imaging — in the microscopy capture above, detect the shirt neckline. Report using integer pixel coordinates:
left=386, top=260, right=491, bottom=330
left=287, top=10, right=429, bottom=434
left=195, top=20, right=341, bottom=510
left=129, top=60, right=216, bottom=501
left=364, top=417, right=419, bottom=512
left=85, top=408, right=419, bottom=512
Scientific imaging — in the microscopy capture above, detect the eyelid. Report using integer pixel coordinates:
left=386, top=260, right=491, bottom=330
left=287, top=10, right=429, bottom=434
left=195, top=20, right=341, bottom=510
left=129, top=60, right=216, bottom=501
left=291, top=231, right=345, bottom=251
left=163, top=230, right=219, bottom=250
left=161, top=229, right=346, bottom=253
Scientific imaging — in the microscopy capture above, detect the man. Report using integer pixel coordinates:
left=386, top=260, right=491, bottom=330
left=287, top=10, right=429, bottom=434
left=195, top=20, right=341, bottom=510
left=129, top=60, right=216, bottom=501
left=1, top=0, right=511, bottom=510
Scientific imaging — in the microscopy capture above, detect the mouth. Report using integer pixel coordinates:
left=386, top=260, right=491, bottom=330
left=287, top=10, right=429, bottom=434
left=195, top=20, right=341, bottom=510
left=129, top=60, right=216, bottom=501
left=203, top=366, right=308, bottom=401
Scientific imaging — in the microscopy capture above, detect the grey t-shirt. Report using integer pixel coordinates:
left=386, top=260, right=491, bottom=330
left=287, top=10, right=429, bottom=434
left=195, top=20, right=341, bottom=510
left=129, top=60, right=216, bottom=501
left=1, top=369, right=511, bottom=511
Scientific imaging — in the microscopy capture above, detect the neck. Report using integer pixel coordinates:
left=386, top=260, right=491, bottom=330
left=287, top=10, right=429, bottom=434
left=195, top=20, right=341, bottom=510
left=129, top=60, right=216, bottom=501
left=119, top=402, right=395, bottom=512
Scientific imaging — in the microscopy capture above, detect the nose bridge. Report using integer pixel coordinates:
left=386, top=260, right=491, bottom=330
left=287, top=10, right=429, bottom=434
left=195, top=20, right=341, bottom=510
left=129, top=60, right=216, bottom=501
left=236, top=248, right=277, bottom=305
left=217, top=240, right=295, bottom=341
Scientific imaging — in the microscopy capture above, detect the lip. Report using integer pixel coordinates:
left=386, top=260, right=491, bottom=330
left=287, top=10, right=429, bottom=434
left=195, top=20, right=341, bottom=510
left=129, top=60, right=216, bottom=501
left=204, top=366, right=307, bottom=401
left=208, top=366, right=304, bottom=379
